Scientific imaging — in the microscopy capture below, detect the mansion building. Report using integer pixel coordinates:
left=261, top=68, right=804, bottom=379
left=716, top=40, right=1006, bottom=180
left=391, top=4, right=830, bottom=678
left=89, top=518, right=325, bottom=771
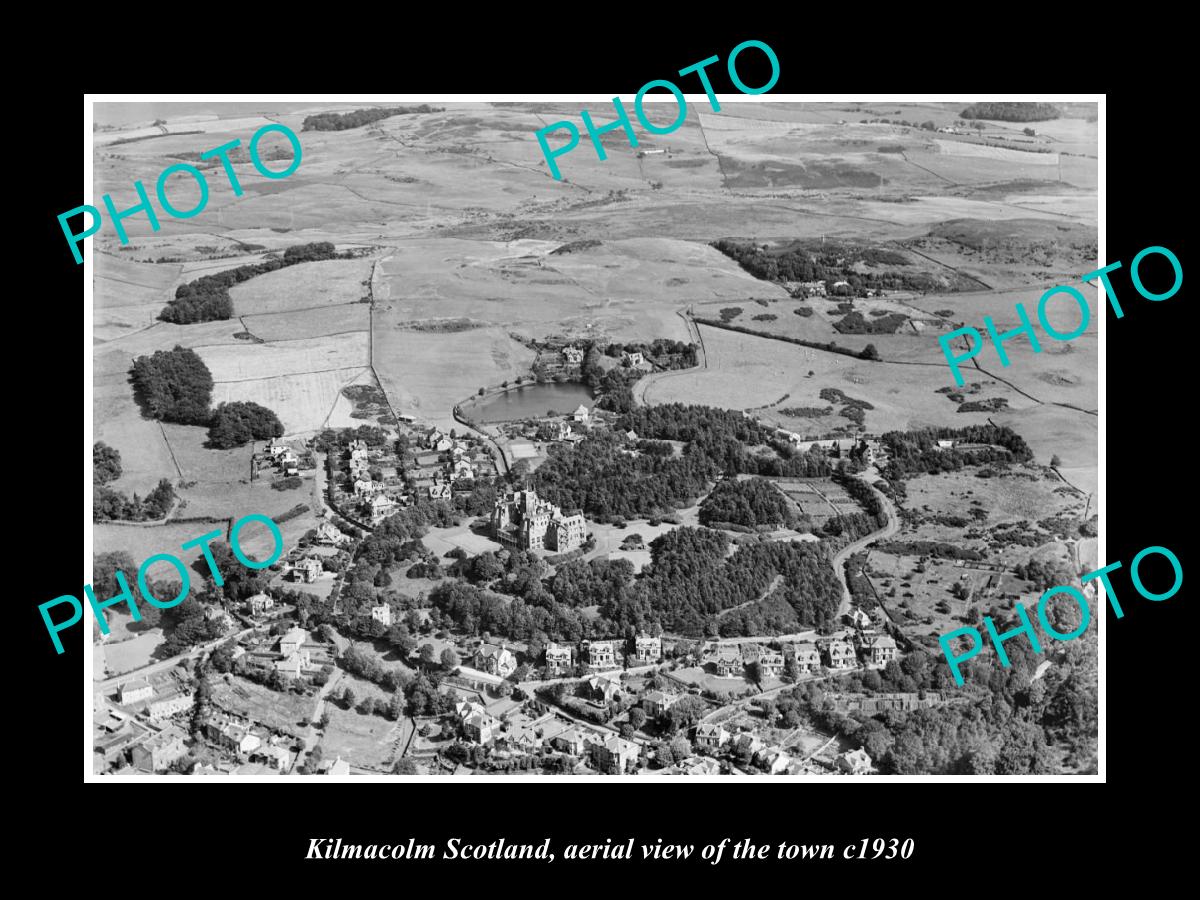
left=492, top=490, right=587, bottom=552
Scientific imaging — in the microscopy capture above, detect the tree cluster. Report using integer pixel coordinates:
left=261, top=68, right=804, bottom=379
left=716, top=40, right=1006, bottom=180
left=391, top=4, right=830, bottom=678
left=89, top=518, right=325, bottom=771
left=208, top=401, right=285, bottom=449
left=131, top=345, right=214, bottom=424
left=699, top=477, right=796, bottom=529
left=159, top=242, right=341, bottom=324
left=881, top=425, right=1033, bottom=481
left=301, top=106, right=444, bottom=131
left=958, top=102, right=1061, bottom=122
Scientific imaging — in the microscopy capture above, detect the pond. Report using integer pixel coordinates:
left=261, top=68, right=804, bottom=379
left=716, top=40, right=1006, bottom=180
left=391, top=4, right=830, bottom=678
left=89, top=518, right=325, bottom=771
left=473, top=382, right=595, bottom=423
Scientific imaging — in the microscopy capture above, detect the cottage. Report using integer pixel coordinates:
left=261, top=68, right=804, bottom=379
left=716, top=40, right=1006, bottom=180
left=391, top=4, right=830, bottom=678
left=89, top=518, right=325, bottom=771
left=473, top=643, right=517, bottom=678
left=250, top=744, right=294, bottom=773
left=621, top=350, right=646, bottom=367
left=428, top=483, right=452, bottom=500
left=571, top=404, right=590, bottom=423
left=694, top=723, right=730, bottom=752
left=641, top=690, right=676, bottom=718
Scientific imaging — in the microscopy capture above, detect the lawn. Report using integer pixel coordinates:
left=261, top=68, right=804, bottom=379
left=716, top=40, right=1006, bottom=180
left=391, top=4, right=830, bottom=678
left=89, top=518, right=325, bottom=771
left=317, top=705, right=404, bottom=772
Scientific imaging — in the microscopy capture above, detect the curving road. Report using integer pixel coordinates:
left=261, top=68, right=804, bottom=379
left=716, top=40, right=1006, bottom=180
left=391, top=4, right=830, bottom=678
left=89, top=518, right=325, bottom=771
left=830, top=476, right=900, bottom=620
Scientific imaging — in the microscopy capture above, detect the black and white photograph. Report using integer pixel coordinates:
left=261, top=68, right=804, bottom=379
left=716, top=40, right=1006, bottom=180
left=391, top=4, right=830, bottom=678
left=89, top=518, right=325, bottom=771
left=79, top=93, right=1106, bottom=782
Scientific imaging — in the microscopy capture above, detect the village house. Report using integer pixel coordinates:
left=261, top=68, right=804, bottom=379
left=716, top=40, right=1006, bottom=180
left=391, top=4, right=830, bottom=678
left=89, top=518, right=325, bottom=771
left=621, top=350, right=646, bottom=367
left=544, top=642, right=574, bottom=675
left=370, top=604, right=392, bottom=628
left=247, top=592, right=274, bottom=616
left=473, top=643, right=517, bottom=678
left=429, top=483, right=452, bottom=500
left=791, top=643, right=822, bottom=675
left=279, top=627, right=308, bottom=658
left=584, top=672, right=622, bottom=704
left=847, top=607, right=872, bottom=629
left=291, top=557, right=323, bottom=584
left=571, top=404, right=590, bottom=423
left=451, top=458, right=474, bottom=480
left=131, top=724, right=189, bottom=773
left=367, top=493, right=397, bottom=521
left=147, top=686, right=193, bottom=721
left=742, top=644, right=785, bottom=678
left=551, top=726, right=590, bottom=757
left=823, top=639, right=856, bottom=670
left=713, top=646, right=743, bottom=678
left=588, top=734, right=639, bottom=774
left=319, top=756, right=351, bottom=776
left=694, top=723, right=730, bottom=752
left=118, top=679, right=153, bottom=705
left=348, top=439, right=368, bottom=457
left=757, top=748, right=792, bottom=775
left=315, top=522, right=345, bottom=546
left=837, top=748, right=873, bottom=775
left=641, top=690, right=676, bottom=719
left=676, top=757, right=722, bottom=776
left=250, top=743, right=294, bottom=772
left=562, top=346, right=584, bottom=366
left=633, top=634, right=662, bottom=663
left=492, top=489, right=587, bottom=553
left=582, top=639, right=619, bottom=671
left=861, top=634, right=899, bottom=667
left=204, top=605, right=235, bottom=630
left=464, top=710, right=500, bottom=744
left=353, top=478, right=378, bottom=498
left=733, top=731, right=766, bottom=759
left=208, top=719, right=263, bottom=758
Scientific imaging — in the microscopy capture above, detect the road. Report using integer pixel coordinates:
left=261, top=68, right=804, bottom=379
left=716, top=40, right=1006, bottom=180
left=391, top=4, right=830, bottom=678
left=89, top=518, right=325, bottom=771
left=831, top=475, right=900, bottom=619
left=95, top=626, right=256, bottom=692
left=290, top=670, right=344, bottom=774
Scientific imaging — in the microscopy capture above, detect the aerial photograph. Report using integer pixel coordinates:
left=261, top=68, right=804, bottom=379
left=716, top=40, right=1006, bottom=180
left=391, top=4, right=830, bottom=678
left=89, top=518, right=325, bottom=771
left=89, top=97, right=1099, bottom=778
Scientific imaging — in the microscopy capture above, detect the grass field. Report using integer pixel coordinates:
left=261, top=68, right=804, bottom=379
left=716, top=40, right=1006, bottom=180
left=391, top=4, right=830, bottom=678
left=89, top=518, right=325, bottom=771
left=644, top=323, right=1035, bottom=434
left=210, top=674, right=317, bottom=735
left=230, top=258, right=375, bottom=316
left=372, top=325, right=536, bottom=431
left=241, top=304, right=370, bottom=342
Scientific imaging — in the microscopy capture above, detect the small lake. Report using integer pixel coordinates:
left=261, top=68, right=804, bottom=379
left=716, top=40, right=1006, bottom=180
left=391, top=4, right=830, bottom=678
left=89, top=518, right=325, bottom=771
left=473, top=383, right=595, bottom=423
